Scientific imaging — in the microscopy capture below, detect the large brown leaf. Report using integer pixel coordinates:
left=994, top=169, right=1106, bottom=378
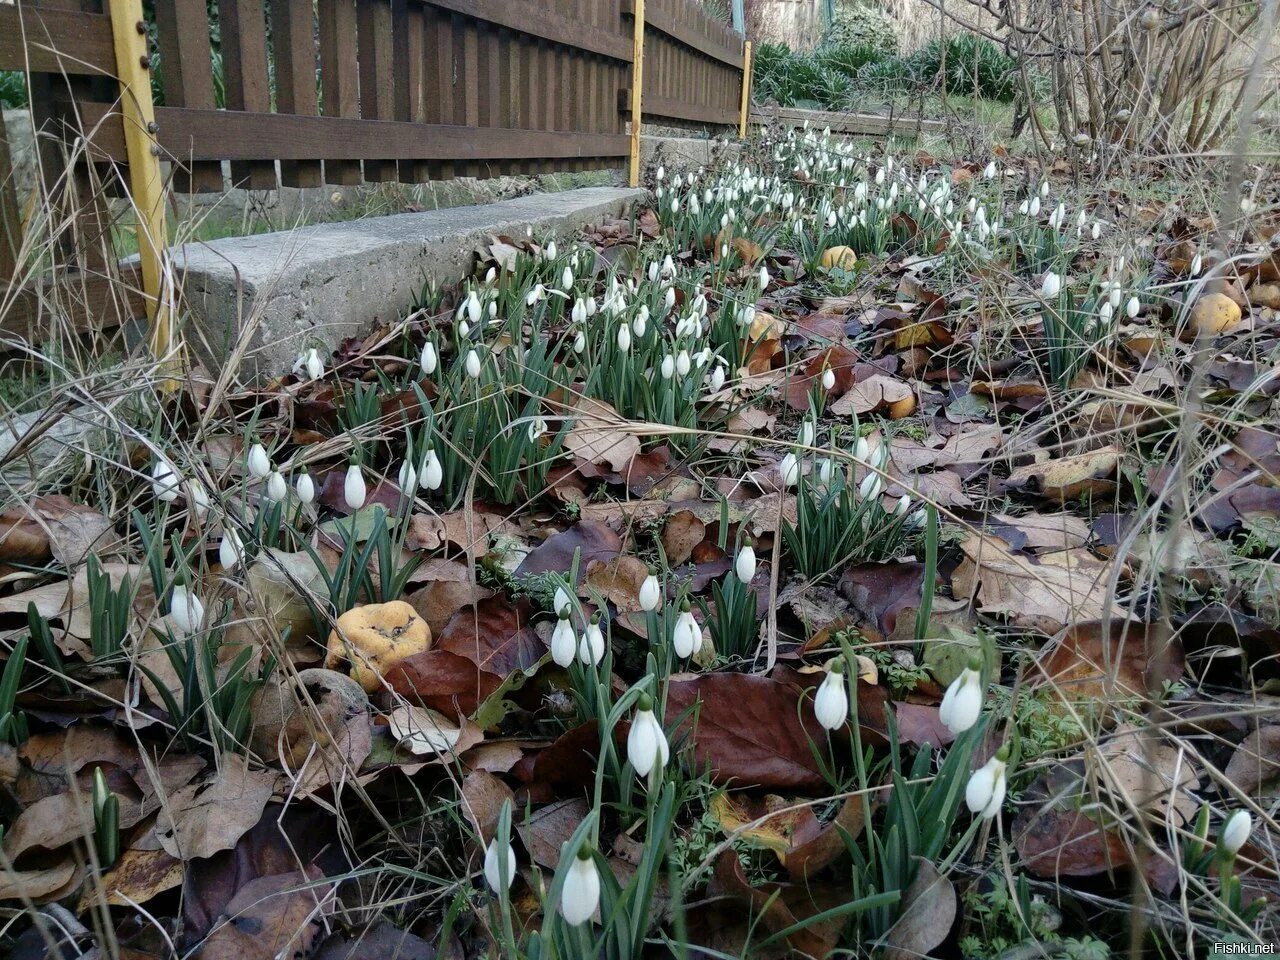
left=436, top=597, right=543, bottom=677
left=1033, top=620, right=1184, bottom=719
left=515, top=521, right=621, bottom=582
left=155, top=761, right=278, bottom=861
left=386, top=648, right=504, bottom=718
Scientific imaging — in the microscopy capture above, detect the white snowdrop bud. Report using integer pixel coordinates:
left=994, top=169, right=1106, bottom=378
left=1040, top=180, right=1050, bottom=198
left=779, top=452, right=800, bottom=487
left=814, top=661, right=849, bottom=731
left=1190, top=253, right=1203, bottom=277
left=759, top=265, right=770, bottom=290
left=1029, top=196, right=1041, bottom=217
left=458, top=319, right=471, bottom=339
left=983, top=160, right=997, bottom=179
left=295, top=471, right=315, bottom=504
left=797, top=419, right=815, bottom=448
left=342, top=462, right=367, bottom=510
left=301, top=348, right=325, bottom=380
left=466, top=291, right=482, bottom=325
left=187, top=479, right=210, bottom=520
left=559, top=849, right=600, bottom=926
left=484, top=836, right=516, bottom=893
left=734, top=544, right=756, bottom=584
left=858, top=471, right=882, bottom=501
left=421, top=449, right=443, bottom=491
left=655, top=165, right=665, bottom=182
left=633, top=305, right=649, bottom=337
left=247, top=442, right=271, bottom=479
left=627, top=693, right=670, bottom=777
left=398, top=460, right=418, bottom=493
left=485, top=266, right=497, bottom=284
left=672, top=602, right=701, bottom=659
left=578, top=615, right=605, bottom=665
left=151, top=459, right=181, bottom=503
left=420, top=340, right=438, bottom=375
left=965, top=747, right=1010, bottom=819
left=465, top=349, right=482, bottom=379
left=545, top=240, right=557, bottom=260
left=1220, top=810, right=1253, bottom=855
left=265, top=470, right=287, bottom=502
left=219, top=528, right=244, bottom=571
left=550, top=610, right=576, bottom=668
left=571, top=298, right=587, bottom=325
left=708, top=364, right=726, bottom=393
left=939, top=657, right=984, bottom=734
left=1041, top=271, right=1062, bottom=298
left=1126, top=296, right=1140, bottom=319
left=553, top=586, right=574, bottom=617
left=660, top=354, right=675, bottom=379
left=573, top=330, right=587, bottom=353
left=169, top=582, right=205, bottom=637
left=639, top=569, right=662, bottom=612
left=675, top=350, right=691, bottom=377
left=895, top=494, right=910, bottom=516
left=616, top=324, right=631, bottom=353
left=1091, top=221, right=1101, bottom=240
left=1109, top=285, right=1123, bottom=310
left=822, top=367, right=836, bottom=391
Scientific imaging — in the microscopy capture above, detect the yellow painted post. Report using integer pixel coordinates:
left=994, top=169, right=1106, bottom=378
left=108, top=0, right=175, bottom=386
left=628, top=0, right=645, bottom=187
left=738, top=40, right=753, bottom=138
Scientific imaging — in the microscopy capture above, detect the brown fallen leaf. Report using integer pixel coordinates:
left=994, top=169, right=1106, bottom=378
left=0, top=494, right=116, bottom=567
left=829, top=373, right=916, bottom=418
left=198, top=867, right=335, bottom=960
left=581, top=555, right=650, bottom=612
left=91, top=846, right=184, bottom=907
left=1002, top=444, right=1123, bottom=502
left=435, top=597, right=544, bottom=677
left=1094, top=724, right=1199, bottom=825
left=564, top=397, right=642, bottom=472
left=155, top=761, right=278, bottom=861
left=881, top=858, right=956, bottom=960
left=0, top=854, right=77, bottom=901
left=1033, top=621, right=1184, bottom=720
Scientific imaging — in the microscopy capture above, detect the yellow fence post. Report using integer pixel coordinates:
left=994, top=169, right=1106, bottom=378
left=108, top=0, right=175, bottom=387
left=628, top=0, right=645, bottom=187
left=739, top=40, right=753, bottom=138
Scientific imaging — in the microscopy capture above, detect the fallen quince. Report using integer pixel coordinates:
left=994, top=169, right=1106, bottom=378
left=326, top=600, right=431, bottom=692
left=820, top=245, right=857, bottom=271
left=1187, top=292, right=1244, bottom=338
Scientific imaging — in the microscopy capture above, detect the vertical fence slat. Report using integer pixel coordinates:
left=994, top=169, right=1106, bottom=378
left=218, top=0, right=275, bottom=188
left=398, top=3, right=430, bottom=182
left=318, top=0, right=361, bottom=184
left=357, top=0, right=395, bottom=182
left=153, top=0, right=223, bottom=191
left=275, top=0, right=324, bottom=188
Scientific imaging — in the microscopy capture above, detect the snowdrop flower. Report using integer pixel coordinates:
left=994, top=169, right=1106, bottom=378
left=1041, top=271, right=1062, bottom=298
left=639, top=568, right=662, bottom=612
left=875, top=167, right=885, bottom=186
left=655, top=165, right=665, bottom=182
left=660, top=354, right=675, bottom=379
left=814, top=660, right=849, bottom=731
left=465, top=349, right=482, bottom=379
left=527, top=417, right=548, bottom=444
left=420, top=449, right=443, bottom=491
left=465, top=291, right=482, bottom=325
left=265, top=470, right=287, bottom=502
left=983, top=160, right=997, bottom=179
left=670, top=196, right=679, bottom=213
left=734, top=544, right=757, bottom=584
left=1190, top=253, right=1203, bottom=277
left=545, top=240, right=557, bottom=260
left=169, top=582, right=204, bottom=636
left=816, top=457, right=835, bottom=487
left=525, top=284, right=544, bottom=307
left=1039, top=180, right=1050, bottom=198
left=1126, top=296, right=1140, bottom=319
left=573, top=330, right=587, bottom=354
left=560, top=849, right=600, bottom=926
left=822, top=367, right=836, bottom=391
left=219, top=528, right=244, bottom=571
left=550, top=610, right=576, bottom=668
left=616, top=323, right=631, bottom=353
left=854, top=436, right=870, bottom=463
left=708, top=363, right=726, bottom=393
left=578, top=614, right=606, bottom=666
left=560, top=265, right=574, bottom=291
left=759, top=265, right=770, bottom=290
left=894, top=494, right=911, bottom=516
left=344, top=461, right=366, bottom=511
left=484, top=835, right=516, bottom=892
left=420, top=340, right=438, bottom=375
left=398, top=460, right=418, bottom=493
left=660, top=254, right=675, bottom=278
left=458, top=319, right=471, bottom=339
left=571, top=298, right=587, bottom=325
left=633, top=305, right=649, bottom=337
left=675, top=350, right=691, bottom=377
left=296, top=347, right=325, bottom=380
left=553, top=586, right=574, bottom=617
left=965, top=746, right=1010, bottom=819
left=858, top=471, right=882, bottom=501
left=151, top=459, right=181, bottom=503
left=779, top=452, right=800, bottom=487
left=672, top=601, right=700, bottom=658
left=663, top=286, right=676, bottom=313
left=797, top=418, right=815, bottom=448
left=1108, top=285, right=1123, bottom=310
left=1029, top=196, right=1041, bottom=217
left=187, top=479, right=210, bottom=520
left=295, top=471, right=315, bottom=504
left=627, top=694, right=670, bottom=777
left=247, top=442, right=271, bottom=479
left=1220, top=810, right=1253, bottom=855
left=1098, top=301, right=1114, bottom=324
left=939, top=657, right=984, bottom=735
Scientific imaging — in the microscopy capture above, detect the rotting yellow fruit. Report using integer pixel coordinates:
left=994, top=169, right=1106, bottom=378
left=886, top=391, right=917, bottom=419
left=1187, top=292, right=1243, bottom=339
left=820, top=245, right=858, bottom=271
left=325, top=600, right=431, bottom=693
left=1249, top=283, right=1280, bottom=310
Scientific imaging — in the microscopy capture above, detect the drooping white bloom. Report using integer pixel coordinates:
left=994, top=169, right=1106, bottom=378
left=553, top=586, right=574, bottom=617
left=578, top=615, right=606, bottom=665
left=660, top=354, right=675, bottom=379
left=639, top=570, right=662, bottom=612
left=858, top=471, right=882, bottom=501
left=895, top=494, right=911, bottom=516
left=484, top=836, right=516, bottom=892
left=550, top=610, right=576, bottom=667
left=420, top=340, right=438, bottom=375
left=708, top=364, right=726, bottom=393
left=965, top=748, right=1009, bottom=819
left=458, top=319, right=471, bottom=339
left=616, top=323, right=631, bottom=353
left=939, top=659, right=984, bottom=735
left=814, top=661, right=849, bottom=731
left=527, top=417, right=548, bottom=443
left=398, top=460, right=418, bottom=493
left=465, top=292, right=482, bottom=326
left=854, top=436, right=870, bottom=463
left=1039, top=180, right=1050, bottom=198
left=560, top=265, right=574, bottom=292
left=627, top=695, right=670, bottom=777
left=187, top=479, right=210, bottom=520
left=1221, top=810, right=1253, bottom=855
left=655, top=165, right=665, bottom=182
left=672, top=602, right=700, bottom=658
left=1126, top=296, right=1141, bottom=319
left=779, top=452, right=800, bottom=487
left=1090, top=221, right=1101, bottom=241
left=983, top=160, right=997, bottom=179
left=573, top=330, right=587, bottom=354
left=675, top=350, right=691, bottom=377
left=297, top=347, right=325, bottom=380
left=219, top=528, right=244, bottom=571
left=247, top=442, right=271, bottom=479
left=151, top=459, right=181, bottom=503
left=295, top=471, right=315, bottom=504
left=759, top=265, right=770, bottom=290
left=1190, top=253, right=1203, bottom=277
left=560, top=850, right=600, bottom=926
left=465, top=349, right=482, bottom=379
left=1041, top=271, right=1062, bottom=298
left=265, top=470, right=288, bottom=502
left=734, top=544, right=757, bottom=584
left=545, top=240, right=557, bottom=261
left=797, top=419, right=815, bottom=448
left=169, top=583, right=205, bottom=636
left=633, top=305, right=649, bottom=337
left=1028, top=196, right=1041, bottom=217
left=421, top=449, right=443, bottom=491
left=822, top=367, right=836, bottom=391
left=344, top=463, right=367, bottom=511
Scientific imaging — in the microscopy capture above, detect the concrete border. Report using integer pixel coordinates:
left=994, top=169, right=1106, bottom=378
left=174, top=186, right=644, bottom=380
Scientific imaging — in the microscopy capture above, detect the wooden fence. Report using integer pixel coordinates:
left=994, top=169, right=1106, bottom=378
left=0, top=0, right=749, bottom=334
